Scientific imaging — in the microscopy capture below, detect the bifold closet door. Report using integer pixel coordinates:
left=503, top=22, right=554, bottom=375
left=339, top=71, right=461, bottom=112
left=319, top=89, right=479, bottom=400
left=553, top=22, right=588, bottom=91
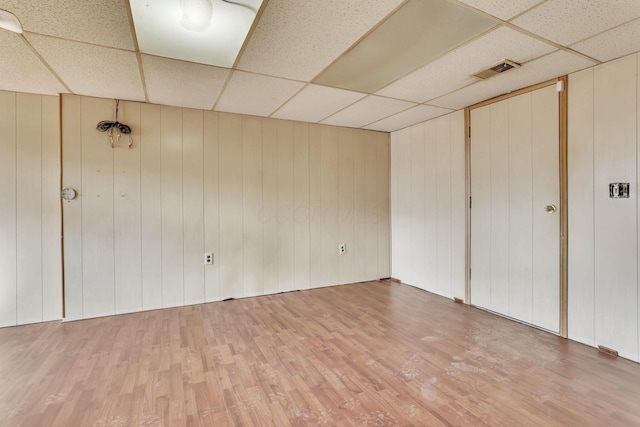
left=470, top=84, right=560, bottom=333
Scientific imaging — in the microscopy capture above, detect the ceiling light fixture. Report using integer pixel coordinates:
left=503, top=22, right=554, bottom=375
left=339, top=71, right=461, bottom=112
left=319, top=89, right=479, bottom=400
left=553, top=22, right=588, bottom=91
left=130, top=0, right=263, bottom=68
left=180, top=0, right=213, bottom=32
left=0, top=9, right=23, bottom=34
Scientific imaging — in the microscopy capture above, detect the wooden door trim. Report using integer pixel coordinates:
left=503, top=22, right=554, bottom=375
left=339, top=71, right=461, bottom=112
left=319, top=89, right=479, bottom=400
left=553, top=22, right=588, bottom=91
left=464, top=77, right=569, bottom=338
left=558, top=75, right=568, bottom=338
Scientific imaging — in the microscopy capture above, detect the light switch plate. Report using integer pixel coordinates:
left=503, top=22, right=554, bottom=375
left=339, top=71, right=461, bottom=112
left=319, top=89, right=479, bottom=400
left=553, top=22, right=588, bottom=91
left=609, top=183, right=629, bottom=198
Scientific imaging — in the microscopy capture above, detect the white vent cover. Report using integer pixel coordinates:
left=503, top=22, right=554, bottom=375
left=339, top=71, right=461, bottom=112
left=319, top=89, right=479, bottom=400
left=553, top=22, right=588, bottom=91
left=472, top=59, right=520, bottom=80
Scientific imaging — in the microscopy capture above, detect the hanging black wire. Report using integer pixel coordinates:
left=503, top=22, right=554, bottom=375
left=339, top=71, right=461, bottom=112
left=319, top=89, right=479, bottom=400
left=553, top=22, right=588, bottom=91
left=96, top=99, right=133, bottom=148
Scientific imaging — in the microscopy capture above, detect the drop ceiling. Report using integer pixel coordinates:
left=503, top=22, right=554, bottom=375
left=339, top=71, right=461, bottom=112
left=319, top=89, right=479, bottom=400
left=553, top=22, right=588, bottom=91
left=1, top=0, right=639, bottom=132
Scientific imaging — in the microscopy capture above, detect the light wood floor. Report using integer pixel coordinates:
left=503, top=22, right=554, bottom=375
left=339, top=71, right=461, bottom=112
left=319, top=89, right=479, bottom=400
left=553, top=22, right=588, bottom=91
left=1, top=280, right=640, bottom=426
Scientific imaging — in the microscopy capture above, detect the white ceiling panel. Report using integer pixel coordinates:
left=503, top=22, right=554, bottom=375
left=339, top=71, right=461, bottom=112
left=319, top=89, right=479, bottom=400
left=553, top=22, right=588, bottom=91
left=271, top=84, right=366, bottom=123
left=377, top=26, right=555, bottom=103
left=321, top=95, right=415, bottom=129
left=430, top=50, right=596, bottom=110
left=365, top=104, right=453, bottom=132
left=236, top=0, right=405, bottom=81
left=454, top=0, right=544, bottom=21
left=215, top=70, right=305, bottom=117
left=0, top=32, right=67, bottom=95
left=512, top=0, right=640, bottom=46
left=571, top=18, right=640, bottom=63
left=1, top=0, right=134, bottom=50
left=142, top=55, right=229, bottom=110
left=26, top=34, right=145, bottom=102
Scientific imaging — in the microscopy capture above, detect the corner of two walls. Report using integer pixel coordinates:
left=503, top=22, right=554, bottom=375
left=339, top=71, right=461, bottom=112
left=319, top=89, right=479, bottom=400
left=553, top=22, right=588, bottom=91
left=61, top=94, right=390, bottom=321
left=390, top=109, right=466, bottom=301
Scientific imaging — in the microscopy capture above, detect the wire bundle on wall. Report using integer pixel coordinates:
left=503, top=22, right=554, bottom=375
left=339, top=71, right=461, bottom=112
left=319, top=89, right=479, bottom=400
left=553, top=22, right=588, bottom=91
left=96, top=99, right=133, bottom=148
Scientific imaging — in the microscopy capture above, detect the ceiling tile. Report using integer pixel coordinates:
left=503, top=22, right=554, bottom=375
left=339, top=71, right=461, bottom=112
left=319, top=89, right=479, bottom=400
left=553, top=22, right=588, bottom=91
left=455, top=0, right=544, bottom=21
left=571, top=18, right=640, bottom=63
left=271, top=84, right=366, bottom=123
left=215, top=71, right=305, bottom=117
left=1, top=0, right=134, bottom=50
left=321, top=95, right=415, bottom=128
left=430, top=50, right=596, bottom=110
left=376, top=26, right=555, bottom=103
left=26, top=34, right=145, bottom=102
left=313, top=0, right=496, bottom=93
left=365, top=104, right=453, bottom=132
left=142, top=55, right=229, bottom=110
left=511, top=0, right=640, bottom=46
left=0, top=31, right=67, bottom=95
left=236, top=0, right=405, bottom=81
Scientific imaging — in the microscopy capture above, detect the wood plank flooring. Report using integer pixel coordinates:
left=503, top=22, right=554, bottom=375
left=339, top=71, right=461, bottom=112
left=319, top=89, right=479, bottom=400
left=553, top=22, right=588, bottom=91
left=1, top=280, right=639, bottom=426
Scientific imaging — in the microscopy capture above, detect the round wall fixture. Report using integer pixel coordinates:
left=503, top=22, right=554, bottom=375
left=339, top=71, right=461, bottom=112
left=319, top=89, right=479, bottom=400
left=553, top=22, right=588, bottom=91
left=61, top=188, right=77, bottom=201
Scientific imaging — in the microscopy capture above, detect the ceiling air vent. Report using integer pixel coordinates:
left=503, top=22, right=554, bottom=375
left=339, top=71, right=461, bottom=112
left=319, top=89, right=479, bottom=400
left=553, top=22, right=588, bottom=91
left=472, top=59, right=521, bottom=80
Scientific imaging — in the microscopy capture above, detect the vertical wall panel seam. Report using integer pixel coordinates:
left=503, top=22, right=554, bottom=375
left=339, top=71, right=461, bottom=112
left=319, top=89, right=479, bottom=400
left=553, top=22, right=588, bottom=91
left=307, top=125, right=311, bottom=288
left=636, top=54, right=640, bottom=360
left=139, top=106, right=144, bottom=309
left=449, top=117, right=453, bottom=297
left=201, top=111, right=205, bottom=302
left=261, top=119, right=266, bottom=294
left=436, top=122, right=440, bottom=293
left=79, top=98, right=84, bottom=318
left=40, top=97, right=44, bottom=321
left=529, top=95, right=534, bottom=318
left=181, top=109, right=185, bottom=305
left=242, top=117, right=245, bottom=297
left=592, top=70, right=596, bottom=344
left=292, top=123, right=296, bottom=289
left=113, top=102, right=117, bottom=314
left=14, top=94, right=18, bottom=325
left=160, top=107, right=164, bottom=309
left=489, top=105, right=494, bottom=307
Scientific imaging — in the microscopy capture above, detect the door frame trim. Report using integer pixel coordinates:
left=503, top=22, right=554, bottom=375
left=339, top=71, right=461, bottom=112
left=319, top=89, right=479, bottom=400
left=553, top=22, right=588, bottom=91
left=464, top=77, right=569, bottom=338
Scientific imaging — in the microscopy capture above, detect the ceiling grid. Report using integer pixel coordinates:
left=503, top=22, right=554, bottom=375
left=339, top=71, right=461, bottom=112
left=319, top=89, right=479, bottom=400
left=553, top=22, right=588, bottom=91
left=0, top=0, right=636, bottom=131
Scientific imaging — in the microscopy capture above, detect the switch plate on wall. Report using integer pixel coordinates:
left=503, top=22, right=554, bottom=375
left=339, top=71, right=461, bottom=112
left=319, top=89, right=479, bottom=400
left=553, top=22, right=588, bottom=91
left=609, top=183, right=630, bottom=198
left=204, top=253, right=213, bottom=265
left=338, top=244, right=346, bottom=254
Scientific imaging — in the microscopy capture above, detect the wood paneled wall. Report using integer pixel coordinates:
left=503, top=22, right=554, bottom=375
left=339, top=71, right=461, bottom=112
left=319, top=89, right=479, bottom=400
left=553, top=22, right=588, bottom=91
left=390, top=110, right=466, bottom=300
left=0, top=90, right=62, bottom=327
left=568, top=53, right=640, bottom=362
left=61, top=95, right=390, bottom=321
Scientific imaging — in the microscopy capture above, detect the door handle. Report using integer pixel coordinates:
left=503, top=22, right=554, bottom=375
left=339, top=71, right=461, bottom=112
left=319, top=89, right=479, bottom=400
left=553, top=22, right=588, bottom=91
left=544, top=205, right=556, bottom=214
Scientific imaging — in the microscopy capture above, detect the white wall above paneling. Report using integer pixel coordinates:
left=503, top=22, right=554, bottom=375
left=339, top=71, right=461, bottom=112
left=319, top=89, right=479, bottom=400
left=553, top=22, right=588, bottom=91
left=0, top=90, right=62, bottom=327
left=390, top=110, right=466, bottom=300
left=62, top=95, right=390, bottom=321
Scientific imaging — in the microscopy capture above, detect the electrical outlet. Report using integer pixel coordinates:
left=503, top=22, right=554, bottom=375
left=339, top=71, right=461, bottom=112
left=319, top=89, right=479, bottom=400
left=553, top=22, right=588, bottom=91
left=204, top=253, right=213, bottom=265
left=338, top=244, right=346, bottom=254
